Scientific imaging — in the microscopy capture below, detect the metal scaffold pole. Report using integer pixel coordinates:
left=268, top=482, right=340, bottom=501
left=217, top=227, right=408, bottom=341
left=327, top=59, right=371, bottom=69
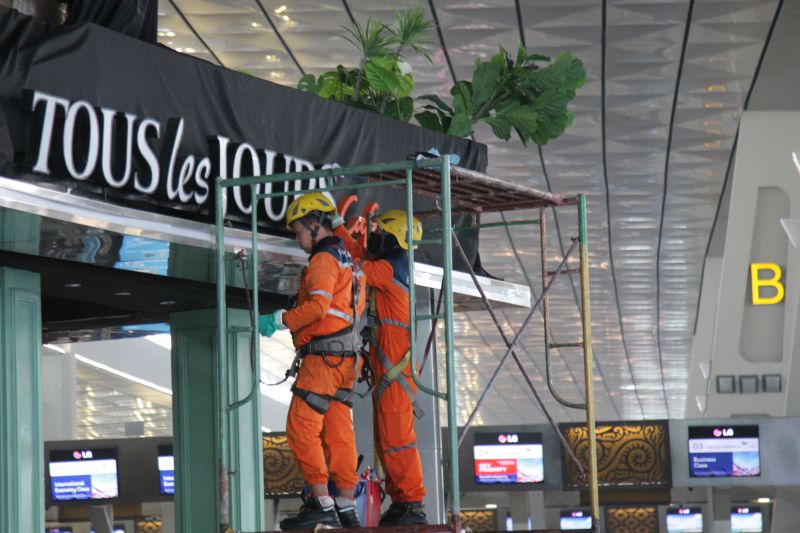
left=578, top=194, right=600, bottom=528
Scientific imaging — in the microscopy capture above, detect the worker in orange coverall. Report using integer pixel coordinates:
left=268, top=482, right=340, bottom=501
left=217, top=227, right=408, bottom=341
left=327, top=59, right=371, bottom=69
left=332, top=208, right=428, bottom=525
left=258, top=192, right=364, bottom=529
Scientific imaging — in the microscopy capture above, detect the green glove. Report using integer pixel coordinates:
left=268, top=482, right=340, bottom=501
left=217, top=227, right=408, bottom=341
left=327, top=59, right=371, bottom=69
left=258, top=309, right=286, bottom=338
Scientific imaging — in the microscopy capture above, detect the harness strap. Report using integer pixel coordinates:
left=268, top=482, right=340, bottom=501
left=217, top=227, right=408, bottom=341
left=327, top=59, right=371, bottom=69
left=373, top=344, right=424, bottom=419
left=383, top=440, right=417, bottom=454
left=291, top=385, right=332, bottom=415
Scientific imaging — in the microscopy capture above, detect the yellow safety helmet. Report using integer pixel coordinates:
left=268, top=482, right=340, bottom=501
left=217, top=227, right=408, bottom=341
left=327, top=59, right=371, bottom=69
left=285, top=192, right=337, bottom=229
left=375, top=210, right=423, bottom=250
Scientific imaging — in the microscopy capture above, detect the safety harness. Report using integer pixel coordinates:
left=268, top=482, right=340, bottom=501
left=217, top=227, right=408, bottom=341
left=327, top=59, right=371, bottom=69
left=290, top=237, right=366, bottom=414
left=369, top=254, right=424, bottom=419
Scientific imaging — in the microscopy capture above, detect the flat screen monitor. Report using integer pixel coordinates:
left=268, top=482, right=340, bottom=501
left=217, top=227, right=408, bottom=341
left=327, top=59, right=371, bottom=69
left=473, top=432, right=543, bottom=484
left=48, top=448, right=119, bottom=501
left=666, top=507, right=703, bottom=533
left=688, top=425, right=760, bottom=477
left=45, top=528, right=73, bottom=533
left=90, top=527, right=125, bottom=533
left=731, top=506, right=763, bottom=533
left=157, top=444, right=175, bottom=495
left=559, top=510, right=592, bottom=530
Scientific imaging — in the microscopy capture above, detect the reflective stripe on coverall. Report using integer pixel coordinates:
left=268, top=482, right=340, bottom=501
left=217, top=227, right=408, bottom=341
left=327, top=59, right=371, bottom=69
left=335, top=226, right=426, bottom=503
left=283, top=236, right=360, bottom=492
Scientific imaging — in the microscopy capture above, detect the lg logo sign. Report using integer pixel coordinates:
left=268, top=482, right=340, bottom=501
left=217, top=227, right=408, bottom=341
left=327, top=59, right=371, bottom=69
left=497, top=434, right=518, bottom=444
left=712, top=428, right=734, bottom=438
left=72, top=450, right=93, bottom=460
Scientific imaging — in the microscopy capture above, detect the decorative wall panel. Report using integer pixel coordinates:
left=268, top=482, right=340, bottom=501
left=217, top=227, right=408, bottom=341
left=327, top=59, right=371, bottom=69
left=263, top=433, right=304, bottom=497
left=562, top=422, right=671, bottom=489
left=459, top=510, right=497, bottom=532
left=605, top=506, right=657, bottom=533
left=135, top=518, right=162, bottom=533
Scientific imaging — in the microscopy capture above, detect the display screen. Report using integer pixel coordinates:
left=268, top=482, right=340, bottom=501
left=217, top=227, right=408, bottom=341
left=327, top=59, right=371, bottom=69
left=49, top=448, right=119, bottom=501
left=666, top=507, right=703, bottom=533
left=473, top=432, right=544, bottom=484
left=90, top=528, right=125, bottom=533
left=688, top=425, right=760, bottom=477
left=559, top=510, right=592, bottom=530
left=731, top=506, right=763, bottom=533
left=45, top=528, right=73, bottom=533
left=157, top=444, right=175, bottom=495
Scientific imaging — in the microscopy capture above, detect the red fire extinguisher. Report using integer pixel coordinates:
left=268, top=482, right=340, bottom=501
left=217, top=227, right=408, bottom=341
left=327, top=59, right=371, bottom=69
left=354, top=466, right=385, bottom=526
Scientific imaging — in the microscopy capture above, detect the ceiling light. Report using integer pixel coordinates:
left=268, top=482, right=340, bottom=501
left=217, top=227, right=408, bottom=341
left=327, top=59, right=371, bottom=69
left=44, top=344, right=66, bottom=354
left=160, top=300, right=177, bottom=306
left=166, top=31, right=175, bottom=38
left=184, top=47, right=195, bottom=54
left=73, top=353, right=173, bottom=395
left=261, top=426, right=272, bottom=433
left=282, top=15, right=290, bottom=22
left=64, top=282, right=81, bottom=288
left=704, top=140, right=721, bottom=149
left=158, top=31, right=166, bottom=37
left=114, top=291, right=131, bottom=296
left=756, top=497, right=771, bottom=503
left=270, top=71, right=285, bottom=79
left=704, top=102, right=724, bottom=109
left=485, top=503, right=498, bottom=509
left=175, top=47, right=184, bottom=53
left=274, top=5, right=287, bottom=14
left=251, top=21, right=261, bottom=28
left=706, top=84, right=726, bottom=93
left=264, top=54, right=279, bottom=63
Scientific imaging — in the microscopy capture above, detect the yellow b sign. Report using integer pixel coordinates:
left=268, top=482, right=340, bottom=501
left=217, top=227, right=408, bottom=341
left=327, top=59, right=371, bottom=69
left=750, top=263, right=785, bottom=305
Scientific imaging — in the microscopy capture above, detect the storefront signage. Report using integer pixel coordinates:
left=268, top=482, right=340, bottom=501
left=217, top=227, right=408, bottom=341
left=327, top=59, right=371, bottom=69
left=750, top=262, right=784, bottom=305
left=26, top=90, right=337, bottom=224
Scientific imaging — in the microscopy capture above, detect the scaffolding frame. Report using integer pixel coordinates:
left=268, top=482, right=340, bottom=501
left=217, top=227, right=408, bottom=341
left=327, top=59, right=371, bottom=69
left=214, top=156, right=600, bottom=530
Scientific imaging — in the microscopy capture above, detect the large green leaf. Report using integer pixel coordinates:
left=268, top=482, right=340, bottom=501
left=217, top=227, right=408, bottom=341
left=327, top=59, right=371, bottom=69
left=451, top=81, right=473, bottom=115
left=297, top=74, right=318, bottom=94
left=447, top=112, right=474, bottom=137
left=418, top=94, right=454, bottom=114
left=364, top=57, right=398, bottom=93
left=485, top=116, right=511, bottom=140
left=472, top=61, right=501, bottom=106
left=415, top=111, right=446, bottom=132
left=396, top=73, right=415, bottom=97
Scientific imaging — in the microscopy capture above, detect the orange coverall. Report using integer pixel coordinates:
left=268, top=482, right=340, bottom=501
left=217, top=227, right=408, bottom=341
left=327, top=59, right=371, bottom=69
left=283, top=236, right=361, bottom=493
left=335, top=226, right=426, bottom=503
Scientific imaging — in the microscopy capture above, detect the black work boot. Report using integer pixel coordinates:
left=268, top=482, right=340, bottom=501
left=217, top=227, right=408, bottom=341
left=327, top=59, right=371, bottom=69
left=335, top=501, right=362, bottom=528
left=280, top=497, right=342, bottom=530
left=379, top=502, right=428, bottom=526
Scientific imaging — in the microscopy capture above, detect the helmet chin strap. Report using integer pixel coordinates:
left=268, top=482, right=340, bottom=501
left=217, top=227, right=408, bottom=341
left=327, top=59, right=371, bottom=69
left=302, top=211, right=327, bottom=243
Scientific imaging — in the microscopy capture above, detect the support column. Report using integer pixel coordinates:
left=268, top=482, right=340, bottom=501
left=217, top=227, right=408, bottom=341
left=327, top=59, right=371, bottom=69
left=0, top=267, right=43, bottom=533
left=171, top=308, right=264, bottom=533
left=709, top=487, right=732, bottom=533
left=41, top=346, right=77, bottom=441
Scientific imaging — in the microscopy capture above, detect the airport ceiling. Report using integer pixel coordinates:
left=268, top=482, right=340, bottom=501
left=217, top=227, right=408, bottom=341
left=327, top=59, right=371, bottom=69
left=134, top=0, right=793, bottom=425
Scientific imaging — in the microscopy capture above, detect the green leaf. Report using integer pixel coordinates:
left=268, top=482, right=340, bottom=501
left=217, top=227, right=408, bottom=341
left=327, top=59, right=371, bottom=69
left=498, top=103, right=538, bottom=136
left=485, top=116, right=512, bottom=140
left=418, top=94, right=454, bottom=114
left=396, top=73, right=415, bottom=98
left=472, top=61, right=501, bottom=106
left=451, top=81, right=473, bottom=115
left=415, top=111, right=446, bottom=132
left=447, top=113, right=473, bottom=137
left=364, top=58, right=398, bottom=93
left=297, top=74, right=318, bottom=93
